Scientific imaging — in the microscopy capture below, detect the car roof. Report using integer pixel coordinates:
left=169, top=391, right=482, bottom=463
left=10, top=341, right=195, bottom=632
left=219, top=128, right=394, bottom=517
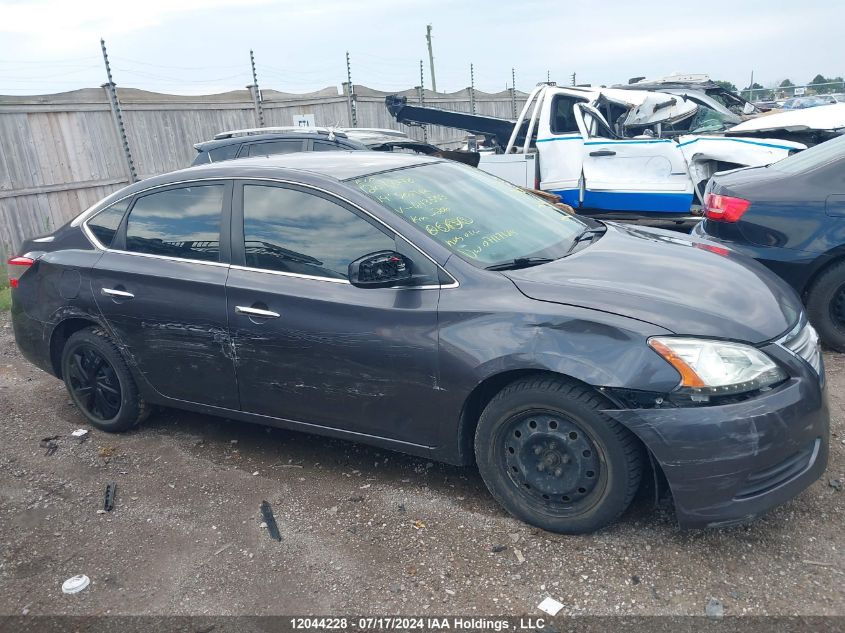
left=194, top=132, right=364, bottom=152
left=189, top=151, right=437, bottom=180
left=72, top=152, right=442, bottom=227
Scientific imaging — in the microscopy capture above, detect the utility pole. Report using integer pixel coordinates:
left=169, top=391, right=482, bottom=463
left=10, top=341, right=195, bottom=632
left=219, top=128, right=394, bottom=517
left=571, top=72, right=576, bottom=86
left=426, top=24, right=437, bottom=93
left=100, top=38, right=137, bottom=183
left=418, top=60, right=428, bottom=142
left=546, top=70, right=550, bottom=83
left=345, top=51, right=357, bottom=127
left=510, top=67, right=517, bottom=118
left=469, top=63, right=476, bottom=114
left=248, top=49, right=265, bottom=128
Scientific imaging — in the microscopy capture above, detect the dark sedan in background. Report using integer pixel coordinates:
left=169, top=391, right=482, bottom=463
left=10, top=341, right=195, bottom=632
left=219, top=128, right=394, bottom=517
left=693, top=134, right=845, bottom=351
left=9, top=152, right=828, bottom=533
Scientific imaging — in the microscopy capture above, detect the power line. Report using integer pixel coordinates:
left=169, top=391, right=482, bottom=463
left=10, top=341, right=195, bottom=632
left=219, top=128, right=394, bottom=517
left=108, top=56, right=245, bottom=71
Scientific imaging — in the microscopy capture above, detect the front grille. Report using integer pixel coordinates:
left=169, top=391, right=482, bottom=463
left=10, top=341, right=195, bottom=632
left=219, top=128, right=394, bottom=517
left=734, top=439, right=819, bottom=499
left=780, top=320, right=822, bottom=375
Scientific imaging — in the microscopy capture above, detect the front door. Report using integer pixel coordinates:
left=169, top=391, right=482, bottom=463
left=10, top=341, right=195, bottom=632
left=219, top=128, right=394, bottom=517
left=226, top=181, right=442, bottom=445
left=90, top=181, right=240, bottom=409
left=573, top=103, right=694, bottom=213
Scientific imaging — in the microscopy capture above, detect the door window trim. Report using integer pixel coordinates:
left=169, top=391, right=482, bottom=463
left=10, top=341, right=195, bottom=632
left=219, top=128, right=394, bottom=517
left=81, top=178, right=234, bottom=267
left=81, top=176, right=457, bottom=288
left=231, top=178, right=457, bottom=289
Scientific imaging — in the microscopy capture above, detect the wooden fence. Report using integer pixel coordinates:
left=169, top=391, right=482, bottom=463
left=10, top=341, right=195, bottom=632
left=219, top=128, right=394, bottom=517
left=0, top=84, right=527, bottom=253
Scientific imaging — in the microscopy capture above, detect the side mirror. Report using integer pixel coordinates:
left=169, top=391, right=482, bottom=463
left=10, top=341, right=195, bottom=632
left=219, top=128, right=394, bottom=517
left=348, top=251, right=413, bottom=288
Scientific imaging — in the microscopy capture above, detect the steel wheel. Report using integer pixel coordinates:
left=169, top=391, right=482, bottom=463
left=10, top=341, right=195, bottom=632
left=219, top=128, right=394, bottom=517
left=67, top=344, right=122, bottom=422
left=501, top=409, right=606, bottom=515
left=475, top=376, right=643, bottom=533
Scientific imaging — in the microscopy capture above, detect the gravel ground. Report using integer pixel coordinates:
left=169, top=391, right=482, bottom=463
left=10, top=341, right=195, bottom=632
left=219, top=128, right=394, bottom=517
left=0, top=312, right=842, bottom=618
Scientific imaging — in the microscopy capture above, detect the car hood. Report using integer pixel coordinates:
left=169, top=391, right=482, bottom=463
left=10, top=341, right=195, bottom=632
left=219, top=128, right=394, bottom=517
left=504, top=223, right=802, bottom=343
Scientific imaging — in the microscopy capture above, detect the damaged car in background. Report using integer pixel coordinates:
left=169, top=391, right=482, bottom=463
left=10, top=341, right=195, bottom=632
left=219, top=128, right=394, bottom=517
left=387, top=77, right=845, bottom=217
left=8, top=152, right=829, bottom=533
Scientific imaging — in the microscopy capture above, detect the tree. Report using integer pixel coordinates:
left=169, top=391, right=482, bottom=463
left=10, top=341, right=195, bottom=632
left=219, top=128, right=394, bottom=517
left=713, top=79, right=737, bottom=93
left=742, top=82, right=767, bottom=100
left=809, top=74, right=830, bottom=93
left=777, top=79, right=795, bottom=97
left=779, top=79, right=794, bottom=88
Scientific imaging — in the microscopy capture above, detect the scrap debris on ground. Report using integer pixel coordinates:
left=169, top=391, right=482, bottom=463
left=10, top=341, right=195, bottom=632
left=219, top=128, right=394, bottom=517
left=0, top=313, right=842, bottom=616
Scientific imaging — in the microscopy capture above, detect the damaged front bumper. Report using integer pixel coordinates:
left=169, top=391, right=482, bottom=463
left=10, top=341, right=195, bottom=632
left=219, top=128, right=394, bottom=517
left=605, top=344, right=829, bottom=529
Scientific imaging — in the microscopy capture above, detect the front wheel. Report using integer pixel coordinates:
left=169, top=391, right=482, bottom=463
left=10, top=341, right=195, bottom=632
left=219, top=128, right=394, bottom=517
left=474, top=376, right=644, bottom=534
left=61, top=327, right=147, bottom=432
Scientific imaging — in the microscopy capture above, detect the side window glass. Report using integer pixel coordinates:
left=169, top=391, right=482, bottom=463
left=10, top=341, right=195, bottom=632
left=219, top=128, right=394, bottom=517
left=125, top=185, right=224, bottom=262
left=242, top=185, right=394, bottom=279
left=313, top=141, right=345, bottom=152
left=245, top=140, right=304, bottom=157
left=87, top=199, right=130, bottom=248
left=551, top=96, right=589, bottom=134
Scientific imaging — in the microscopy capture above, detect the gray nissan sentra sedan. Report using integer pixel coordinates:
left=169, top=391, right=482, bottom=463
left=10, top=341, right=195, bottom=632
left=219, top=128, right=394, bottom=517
left=8, top=152, right=829, bottom=533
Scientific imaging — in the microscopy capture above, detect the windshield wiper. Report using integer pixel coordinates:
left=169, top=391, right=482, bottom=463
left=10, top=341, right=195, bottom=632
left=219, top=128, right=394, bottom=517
left=565, top=226, right=606, bottom=255
left=485, top=257, right=555, bottom=271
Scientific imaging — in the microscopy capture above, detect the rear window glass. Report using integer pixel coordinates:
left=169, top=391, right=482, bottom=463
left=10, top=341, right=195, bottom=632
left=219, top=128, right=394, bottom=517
left=87, top=199, right=129, bottom=248
left=770, top=135, right=845, bottom=174
left=208, top=144, right=239, bottom=162
left=125, top=185, right=224, bottom=262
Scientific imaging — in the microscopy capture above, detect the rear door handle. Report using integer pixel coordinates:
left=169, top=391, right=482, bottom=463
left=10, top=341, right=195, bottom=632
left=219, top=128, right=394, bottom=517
left=589, top=150, right=616, bottom=157
left=101, top=288, right=134, bottom=299
left=235, top=305, right=280, bottom=319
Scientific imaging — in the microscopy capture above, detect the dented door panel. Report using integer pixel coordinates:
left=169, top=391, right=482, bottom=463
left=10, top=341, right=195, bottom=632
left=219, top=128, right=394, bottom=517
left=91, top=253, right=239, bottom=408
left=226, top=269, right=442, bottom=445
left=574, top=104, right=694, bottom=212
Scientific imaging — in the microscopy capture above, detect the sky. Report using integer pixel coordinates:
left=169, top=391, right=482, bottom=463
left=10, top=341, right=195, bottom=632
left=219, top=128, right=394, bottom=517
left=0, top=0, right=843, bottom=96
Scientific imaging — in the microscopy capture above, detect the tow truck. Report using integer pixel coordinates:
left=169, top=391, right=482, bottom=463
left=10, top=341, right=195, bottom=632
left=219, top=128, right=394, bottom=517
left=386, top=83, right=806, bottom=219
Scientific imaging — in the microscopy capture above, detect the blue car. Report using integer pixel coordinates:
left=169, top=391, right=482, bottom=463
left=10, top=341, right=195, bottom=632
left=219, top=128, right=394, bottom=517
left=693, top=134, right=845, bottom=350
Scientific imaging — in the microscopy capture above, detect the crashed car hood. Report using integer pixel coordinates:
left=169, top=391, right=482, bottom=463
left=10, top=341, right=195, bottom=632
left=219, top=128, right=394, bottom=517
left=504, top=223, right=802, bottom=343
left=728, top=102, right=845, bottom=134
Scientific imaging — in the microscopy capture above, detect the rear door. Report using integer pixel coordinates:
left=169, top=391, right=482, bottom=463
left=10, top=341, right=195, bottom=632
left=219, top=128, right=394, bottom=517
left=225, top=180, right=442, bottom=445
left=89, top=181, right=239, bottom=409
left=574, top=103, right=694, bottom=213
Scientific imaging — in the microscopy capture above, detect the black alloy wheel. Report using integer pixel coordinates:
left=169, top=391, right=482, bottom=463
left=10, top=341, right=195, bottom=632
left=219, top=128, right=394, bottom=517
left=61, top=327, right=148, bottom=432
left=66, top=345, right=122, bottom=422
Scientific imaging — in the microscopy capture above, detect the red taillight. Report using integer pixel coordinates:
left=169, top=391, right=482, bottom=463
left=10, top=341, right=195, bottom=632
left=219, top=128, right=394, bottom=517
left=704, top=193, right=751, bottom=223
left=7, top=256, right=34, bottom=288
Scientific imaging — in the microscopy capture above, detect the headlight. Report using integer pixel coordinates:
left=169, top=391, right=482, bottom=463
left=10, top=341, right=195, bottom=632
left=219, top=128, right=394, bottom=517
left=649, top=337, right=787, bottom=396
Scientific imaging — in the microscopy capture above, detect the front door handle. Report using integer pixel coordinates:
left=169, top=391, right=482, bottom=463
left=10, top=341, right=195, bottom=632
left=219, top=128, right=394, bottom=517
left=101, top=288, right=134, bottom=299
left=235, top=305, right=280, bottom=319
left=589, top=150, right=616, bottom=157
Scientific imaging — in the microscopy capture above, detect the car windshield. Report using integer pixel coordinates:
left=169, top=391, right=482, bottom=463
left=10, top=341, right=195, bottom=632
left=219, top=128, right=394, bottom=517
left=689, top=104, right=735, bottom=133
left=348, top=162, right=587, bottom=266
left=768, top=134, right=845, bottom=174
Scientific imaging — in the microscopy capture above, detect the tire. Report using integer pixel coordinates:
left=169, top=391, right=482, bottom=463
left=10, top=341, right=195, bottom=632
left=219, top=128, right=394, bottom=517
left=474, top=376, right=643, bottom=534
left=806, top=260, right=845, bottom=352
left=60, top=327, right=148, bottom=432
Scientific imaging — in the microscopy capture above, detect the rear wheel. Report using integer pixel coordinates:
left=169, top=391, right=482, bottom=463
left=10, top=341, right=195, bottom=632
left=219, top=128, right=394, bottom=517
left=806, top=261, right=845, bottom=352
left=474, top=376, right=643, bottom=534
left=61, top=327, right=147, bottom=432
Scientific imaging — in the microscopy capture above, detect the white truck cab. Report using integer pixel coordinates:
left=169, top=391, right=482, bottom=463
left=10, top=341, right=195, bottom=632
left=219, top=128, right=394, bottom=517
left=477, top=83, right=805, bottom=216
